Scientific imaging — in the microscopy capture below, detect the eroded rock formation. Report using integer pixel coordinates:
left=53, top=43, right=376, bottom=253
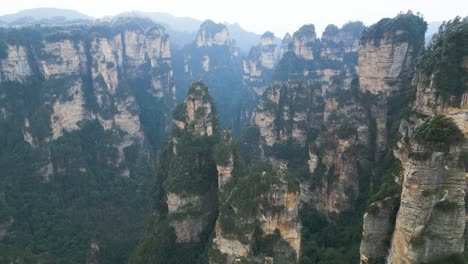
left=360, top=18, right=467, bottom=264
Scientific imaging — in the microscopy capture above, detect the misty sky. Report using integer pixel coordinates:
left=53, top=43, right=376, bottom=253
left=0, top=0, right=467, bottom=36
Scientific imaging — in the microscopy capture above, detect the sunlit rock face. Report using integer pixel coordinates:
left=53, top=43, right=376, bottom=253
left=387, top=122, right=465, bottom=263
left=412, top=69, right=468, bottom=136
left=386, top=32, right=467, bottom=264
left=356, top=18, right=425, bottom=156
left=0, top=45, right=32, bottom=82
left=358, top=35, right=416, bottom=96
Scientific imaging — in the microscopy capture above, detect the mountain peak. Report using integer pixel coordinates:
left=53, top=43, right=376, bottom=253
left=196, top=20, right=230, bottom=47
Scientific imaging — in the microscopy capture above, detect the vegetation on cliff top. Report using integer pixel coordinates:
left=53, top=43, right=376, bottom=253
left=199, top=19, right=227, bottom=36
left=417, top=17, right=468, bottom=100
left=415, top=115, right=464, bottom=148
left=360, top=11, right=427, bottom=47
left=293, top=24, right=316, bottom=38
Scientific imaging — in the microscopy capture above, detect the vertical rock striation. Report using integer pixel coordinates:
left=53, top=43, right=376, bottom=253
left=361, top=17, right=467, bottom=264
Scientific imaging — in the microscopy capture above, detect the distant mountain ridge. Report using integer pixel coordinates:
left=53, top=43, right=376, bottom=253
left=0, top=7, right=92, bottom=24
left=0, top=8, right=442, bottom=55
left=0, top=8, right=269, bottom=52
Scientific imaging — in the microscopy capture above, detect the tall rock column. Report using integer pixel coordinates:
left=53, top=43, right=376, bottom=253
left=387, top=18, right=468, bottom=264
left=166, top=81, right=218, bottom=242
left=361, top=17, right=467, bottom=264
left=243, top=31, right=277, bottom=96
left=357, top=14, right=426, bottom=155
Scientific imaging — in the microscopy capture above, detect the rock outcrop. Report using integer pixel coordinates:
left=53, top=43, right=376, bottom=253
left=173, top=81, right=216, bottom=137
left=86, top=240, right=101, bottom=264
left=358, top=34, right=416, bottom=96
left=216, top=130, right=234, bottom=189
left=211, top=163, right=301, bottom=263
left=360, top=197, right=399, bottom=263
left=292, top=25, right=316, bottom=60
left=243, top=32, right=277, bottom=96
left=274, top=22, right=362, bottom=89
left=166, top=191, right=216, bottom=242
left=0, top=45, right=32, bottom=82
left=357, top=14, right=426, bottom=155
left=360, top=17, right=467, bottom=263
left=387, top=117, right=465, bottom=263
left=165, top=82, right=218, bottom=242
left=183, top=19, right=237, bottom=78
left=253, top=81, right=324, bottom=147
left=196, top=20, right=231, bottom=48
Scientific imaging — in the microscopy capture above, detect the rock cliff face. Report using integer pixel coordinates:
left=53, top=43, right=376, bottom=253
left=86, top=240, right=101, bottom=264
left=274, top=22, right=362, bottom=88
left=181, top=20, right=236, bottom=77
left=237, top=32, right=278, bottom=137
left=358, top=33, right=416, bottom=96
left=240, top=21, right=363, bottom=259
left=387, top=117, right=465, bottom=263
left=166, top=191, right=216, bottom=242
left=253, top=81, right=324, bottom=147
left=216, top=130, right=234, bottom=189
left=0, top=45, right=32, bottom=82
left=0, top=19, right=175, bottom=178
left=0, top=18, right=175, bottom=261
left=360, top=197, right=399, bottom=262
left=243, top=32, right=277, bottom=96
left=259, top=166, right=302, bottom=259
left=245, top=14, right=428, bottom=263
left=357, top=15, right=426, bottom=158
left=292, top=25, right=316, bottom=60
left=253, top=22, right=365, bottom=214
left=210, top=163, right=301, bottom=264
left=360, top=18, right=467, bottom=264
left=305, top=94, right=371, bottom=213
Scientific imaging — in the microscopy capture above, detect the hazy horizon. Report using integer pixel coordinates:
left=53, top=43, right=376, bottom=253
left=0, top=0, right=467, bottom=37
